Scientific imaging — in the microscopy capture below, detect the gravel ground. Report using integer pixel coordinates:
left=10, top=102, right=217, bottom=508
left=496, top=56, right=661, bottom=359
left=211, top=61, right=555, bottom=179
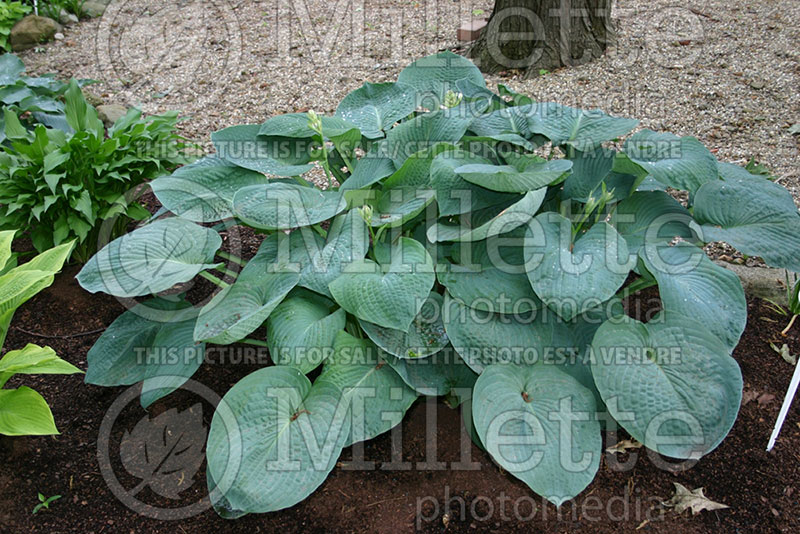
left=16, top=0, right=800, bottom=201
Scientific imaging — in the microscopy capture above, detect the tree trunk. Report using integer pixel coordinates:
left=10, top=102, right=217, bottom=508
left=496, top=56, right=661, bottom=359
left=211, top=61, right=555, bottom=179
left=468, top=0, right=614, bottom=77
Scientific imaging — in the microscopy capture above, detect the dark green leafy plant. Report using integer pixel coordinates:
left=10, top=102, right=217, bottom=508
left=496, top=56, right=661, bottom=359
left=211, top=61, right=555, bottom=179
left=0, top=2, right=30, bottom=52
left=77, top=52, right=800, bottom=515
left=0, top=77, right=191, bottom=262
left=0, top=53, right=96, bottom=139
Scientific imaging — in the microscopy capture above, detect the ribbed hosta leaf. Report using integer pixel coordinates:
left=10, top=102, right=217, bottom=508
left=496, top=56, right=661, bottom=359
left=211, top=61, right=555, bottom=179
left=266, top=290, right=346, bottom=373
left=529, top=103, right=638, bottom=150
left=359, top=292, right=448, bottom=359
left=562, top=147, right=615, bottom=201
left=299, top=210, right=369, bottom=298
left=317, top=332, right=417, bottom=446
left=427, top=189, right=546, bottom=243
left=691, top=177, right=800, bottom=271
left=339, top=142, right=395, bottom=191
left=151, top=156, right=270, bottom=222
left=232, top=182, right=346, bottom=230
left=86, top=297, right=204, bottom=408
left=590, top=313, right=742, bottom=458
left=623, top=130, right=717, bottom=193
left=430, top=148, right=516, bottom=217
left=257, top=113, right=359, bottom=139
left=384, top=346, right=477, bottom=401
left=613, top=191, right=695, bottom=254
left=329, top=237, right=435, bottom=332
left=384, top=101, right=483, bottom=167
left=194, top=233, right=306, bottom=344
left=397, top=50, right=485, bottom=103
left=77, top=218, right=222, bottom=298
left=211, top=125, right=315, bottom=176
left=524, top=213, right=633, bottom=320
left=442, top=292, right=574, bottom=374
left=640, top=242, right=746, bottom=350
left=455, top=159, right=572, bottom=193
left=472, top=363, right=601, bottom=505
left=335, top=82, right=417, bottom=139
left=437, top=260, right=541, bottom=314
left=206, top=366, right=349, bottom=515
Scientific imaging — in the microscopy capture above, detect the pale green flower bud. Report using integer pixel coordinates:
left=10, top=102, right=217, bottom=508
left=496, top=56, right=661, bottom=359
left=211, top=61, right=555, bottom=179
left=443, top=90, right=463, bottom=108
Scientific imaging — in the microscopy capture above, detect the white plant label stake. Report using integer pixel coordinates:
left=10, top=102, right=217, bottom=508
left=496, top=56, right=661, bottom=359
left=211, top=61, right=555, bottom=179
left=767, top=357, right=800, bottom=451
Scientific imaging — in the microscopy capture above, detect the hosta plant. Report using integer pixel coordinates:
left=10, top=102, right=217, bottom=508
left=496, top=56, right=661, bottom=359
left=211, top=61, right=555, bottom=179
left=0, top=231, right=81, bottom=435
left=77, top=52, right=800, bottom=514
left=0, top=53, right=96, bottom=138
left=0, top=77, right=191, bottom=262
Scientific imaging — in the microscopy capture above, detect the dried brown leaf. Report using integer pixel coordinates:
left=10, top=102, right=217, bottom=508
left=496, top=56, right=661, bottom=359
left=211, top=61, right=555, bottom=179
left=606, top=439, right=643, bottom=454
left=663, top=483, right=729, bottom=515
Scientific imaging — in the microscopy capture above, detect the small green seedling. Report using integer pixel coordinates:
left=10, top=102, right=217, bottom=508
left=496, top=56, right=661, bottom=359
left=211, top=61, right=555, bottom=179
left=32, top=493, right=61, bottom=514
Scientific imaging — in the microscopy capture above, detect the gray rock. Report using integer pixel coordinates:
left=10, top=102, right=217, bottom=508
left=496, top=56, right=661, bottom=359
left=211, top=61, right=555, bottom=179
left=714, top=260, right=792, bottom=306
left=9, top=15, right=61, bottom=52
left=54, top=32, right=64, bottom=40
left=82, top=1, right=107, bottom=18
left=97, top=104, right=128, bottom=127
left=58, top=9, right=79, bottom=25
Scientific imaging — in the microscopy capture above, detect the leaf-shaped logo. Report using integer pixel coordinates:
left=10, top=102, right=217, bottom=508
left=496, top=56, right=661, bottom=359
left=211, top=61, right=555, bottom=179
left=119, top=403, right=206, bottom=499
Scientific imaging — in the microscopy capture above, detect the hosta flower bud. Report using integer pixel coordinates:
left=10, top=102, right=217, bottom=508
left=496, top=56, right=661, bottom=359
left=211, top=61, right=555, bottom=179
left=358, top=205, right=373, bottom=224
left=443, top=90, right=463, bottom=108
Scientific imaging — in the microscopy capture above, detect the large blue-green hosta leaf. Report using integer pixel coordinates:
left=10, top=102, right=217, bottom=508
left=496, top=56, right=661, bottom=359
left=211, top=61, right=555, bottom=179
left=524, top=214, right=633, bottom=321
left=257, top=113, right=358, bottom=139
left=328, top=237, right=435, bottom=332
left=194, top=233, right=309, bottom=344
left=359, top=292, right=448, bottom=359
left=335, top=82, right=417, bottom=139
left=529, top=103, right=638, bottom=151
left=384, top=100, right=484, bottom=167
left=266, top=290, right=346, bottom=373
left=613, top=191, right=695, bottom=254
left=442, top=292, right=574, bottom=374
left=427, top=189, right=546, bottom=243
left=455, top=159, right=572, bottom=193
left=211, top=125, right=315, bottom=176
left=299, top=210, right=369, bottom=298
left=77, top=218, right=222, bottom=298
left=339, top=141, right=395, bottom=192
left=430, top=148, right=517, bottom=216
left=437, top=259, right=541, bottom=315
left=316, top=332, right=417, bottom=446
left=640, top=242, right=746, bottom=350
left=623, top=130, right=717, bottom=193
left=85, top=297, right=204, bottom=408
left=472, top=363, right=601, bottom=505
left=396, top=51, right=485, bottom=103
left=562, top=146, right=616, bottom=201
left=590, top=313, right=742, bottom=458
left=691, top=177, right=800, bottom=271
left=232, top=182, right=347, bottom=230
left=150, top=156, right=270, bottom=222
left=206, top=366, right=349, bottom=515
left=384, top=346, right=477, bottom=402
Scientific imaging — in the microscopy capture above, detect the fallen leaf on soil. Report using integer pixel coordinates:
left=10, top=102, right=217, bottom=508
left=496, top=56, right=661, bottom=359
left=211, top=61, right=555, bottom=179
left=663, top=483, right=729, bottom=515
left=743, top=389, right=760, bottom=405
left=758, top=393, right=776, bottom=406
left=770, top=342, right=798, bottom=365
left=606, top=439, right=643, bottom=454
